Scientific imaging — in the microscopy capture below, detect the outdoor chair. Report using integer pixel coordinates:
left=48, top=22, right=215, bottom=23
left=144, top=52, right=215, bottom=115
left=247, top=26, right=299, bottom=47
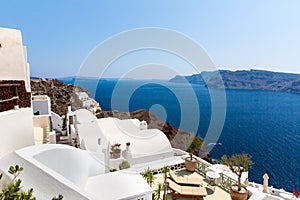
left=169, top=169, right=203, bottom=186
left=167, top=179, right=207, bottom=200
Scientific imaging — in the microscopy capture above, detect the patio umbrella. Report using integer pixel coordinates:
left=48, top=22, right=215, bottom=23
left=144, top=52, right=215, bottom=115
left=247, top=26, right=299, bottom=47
left=263, top=173, right=269, bottom=193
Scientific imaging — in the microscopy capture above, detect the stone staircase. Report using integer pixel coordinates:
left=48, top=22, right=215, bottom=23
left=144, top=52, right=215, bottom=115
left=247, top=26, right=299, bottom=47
left=43, top=126, right=50, bottom=144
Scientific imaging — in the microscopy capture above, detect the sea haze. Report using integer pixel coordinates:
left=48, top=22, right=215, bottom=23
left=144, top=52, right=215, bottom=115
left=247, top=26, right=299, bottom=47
left=62, top=78, right=300, bottom=191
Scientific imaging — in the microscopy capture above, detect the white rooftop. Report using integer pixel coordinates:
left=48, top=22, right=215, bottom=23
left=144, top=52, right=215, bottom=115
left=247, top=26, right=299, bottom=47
left=75, top=109, right=174, bottom=165
left=85, top=171, right=152, bottom=199
left=0, top=144, right=152, bottom=199
left=97, top=117, right=174, bottom=164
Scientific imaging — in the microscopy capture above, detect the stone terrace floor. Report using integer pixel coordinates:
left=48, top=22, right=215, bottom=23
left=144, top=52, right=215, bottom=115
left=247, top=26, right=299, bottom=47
left=152, top=169, right=231, bottom=200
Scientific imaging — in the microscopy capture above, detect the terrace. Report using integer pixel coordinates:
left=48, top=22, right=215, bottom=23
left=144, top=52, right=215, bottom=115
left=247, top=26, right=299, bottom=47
left=139, top=153, right=232, bottom=200
left=137, top=149, right=293, bottom=200
left=152, top=170, right=230, bottom=200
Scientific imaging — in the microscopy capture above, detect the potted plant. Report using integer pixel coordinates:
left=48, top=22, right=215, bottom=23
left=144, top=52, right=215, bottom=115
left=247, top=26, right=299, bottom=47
left=111, top=143, right=121, bottom=159
left=184, top=136, right=202, bottom=172
left=184, top=152, right=198, bottom=172
left=222, top=153, right=254, bottom=200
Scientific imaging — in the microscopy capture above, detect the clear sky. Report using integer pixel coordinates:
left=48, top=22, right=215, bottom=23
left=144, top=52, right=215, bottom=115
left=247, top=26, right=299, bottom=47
left=1, top=1, right=300, bottom=78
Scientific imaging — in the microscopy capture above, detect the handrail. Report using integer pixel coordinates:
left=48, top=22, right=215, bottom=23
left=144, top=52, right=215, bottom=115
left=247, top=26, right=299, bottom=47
left=220, top=173, right=238, bottom=192
left=0, top=83, right=20, bottom=87
left=0, top=84, right=19, bottom=108
left=196, top=160, right=238, bottom=192
left=0, top=96, right=19, bottom=103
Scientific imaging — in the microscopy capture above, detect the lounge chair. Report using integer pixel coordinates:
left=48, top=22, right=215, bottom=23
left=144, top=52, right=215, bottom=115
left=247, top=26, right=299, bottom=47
left=169, top=169, right=203, bottom=186
left=167, top=179, right=207, bottom=200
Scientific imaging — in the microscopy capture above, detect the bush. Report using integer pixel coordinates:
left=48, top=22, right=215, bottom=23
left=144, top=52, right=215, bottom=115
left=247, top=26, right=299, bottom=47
left=0, top=165, right=63, bottom=199
left=119, top=160, right=130, bottom=170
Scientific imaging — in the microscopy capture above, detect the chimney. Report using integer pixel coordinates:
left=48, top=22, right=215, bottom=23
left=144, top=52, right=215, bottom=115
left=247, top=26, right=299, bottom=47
left=140, top=120, right=148, bottom=130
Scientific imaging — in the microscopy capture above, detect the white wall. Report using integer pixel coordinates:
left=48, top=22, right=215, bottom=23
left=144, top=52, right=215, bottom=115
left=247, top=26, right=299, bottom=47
left=32, top=99, right=50, bottom=115
left=0, top=28, right=30, bottom=92
left=33, top=115, right=50, bottom=127
left=0, top=108, right=34, bottom=158
left=51, top=111, right=62, bottom=131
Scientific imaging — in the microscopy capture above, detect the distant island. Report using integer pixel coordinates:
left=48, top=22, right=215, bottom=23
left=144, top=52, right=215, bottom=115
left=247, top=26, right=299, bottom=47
left=170, top=69, right=300, bottom=94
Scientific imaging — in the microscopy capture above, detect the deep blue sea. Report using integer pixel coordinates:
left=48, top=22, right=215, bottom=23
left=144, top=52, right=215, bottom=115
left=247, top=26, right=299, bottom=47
left=63, top=78, right=300, bottom=191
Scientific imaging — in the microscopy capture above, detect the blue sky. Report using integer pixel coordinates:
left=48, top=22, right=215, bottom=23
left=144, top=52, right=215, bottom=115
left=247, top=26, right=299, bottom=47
left=1, top=1, right=300, bottom=78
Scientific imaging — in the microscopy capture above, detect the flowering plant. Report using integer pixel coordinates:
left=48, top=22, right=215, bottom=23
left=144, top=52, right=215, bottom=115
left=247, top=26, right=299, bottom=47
left=292, top=190, right=300, bottom=197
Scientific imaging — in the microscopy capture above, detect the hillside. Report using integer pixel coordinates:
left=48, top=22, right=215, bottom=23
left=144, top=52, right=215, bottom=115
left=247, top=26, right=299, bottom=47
left=170, top=69, right=300, bottom=94
left=31, top=78, right=87, bottom=116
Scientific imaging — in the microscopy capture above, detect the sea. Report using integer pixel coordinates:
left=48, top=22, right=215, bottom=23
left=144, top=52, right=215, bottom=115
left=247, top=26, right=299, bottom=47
left=62, top=78, right=300, bottom=191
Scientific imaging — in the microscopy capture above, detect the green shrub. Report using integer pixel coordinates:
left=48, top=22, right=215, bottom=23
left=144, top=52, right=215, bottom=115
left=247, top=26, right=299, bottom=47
left=187, top=136, right=203, bottom=154
left=0, top=165, right=63, bottom=199
left=119, top=160, right=130, bottom=170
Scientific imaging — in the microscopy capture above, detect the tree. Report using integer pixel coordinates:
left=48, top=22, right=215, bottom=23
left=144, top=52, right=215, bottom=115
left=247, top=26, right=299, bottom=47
left=142, top=168, right=156, bottom=187
left=187, top=136, right=203, bottom=155
left=161, top=166, right=169, bottom=200
left=0, top=165, right=63, bottom=200
left=222, top=154, right=254, bottom=191
left=152, top=183, right=162, bottom=200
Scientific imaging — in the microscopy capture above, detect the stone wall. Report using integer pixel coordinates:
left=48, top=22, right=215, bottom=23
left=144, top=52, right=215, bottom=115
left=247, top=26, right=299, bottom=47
left=0, top=80, right=31, bottom=112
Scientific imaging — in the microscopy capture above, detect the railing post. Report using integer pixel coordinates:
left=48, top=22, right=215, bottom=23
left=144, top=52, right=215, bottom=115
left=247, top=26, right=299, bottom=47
left=13, top=86, right=19, bottom=109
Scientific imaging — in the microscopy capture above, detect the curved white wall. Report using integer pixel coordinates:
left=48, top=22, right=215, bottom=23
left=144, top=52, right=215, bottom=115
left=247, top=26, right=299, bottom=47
left=33, top=146, right=105, bottom=188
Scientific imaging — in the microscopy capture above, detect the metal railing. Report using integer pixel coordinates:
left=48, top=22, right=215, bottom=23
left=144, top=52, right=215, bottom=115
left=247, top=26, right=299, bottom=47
left=220, top=173, right=238, bottom=192
left=196, top=159, right=238, bottom=193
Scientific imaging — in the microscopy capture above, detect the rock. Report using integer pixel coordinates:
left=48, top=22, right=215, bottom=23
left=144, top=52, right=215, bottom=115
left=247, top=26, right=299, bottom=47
left=30, top=78, right=86, bottom=116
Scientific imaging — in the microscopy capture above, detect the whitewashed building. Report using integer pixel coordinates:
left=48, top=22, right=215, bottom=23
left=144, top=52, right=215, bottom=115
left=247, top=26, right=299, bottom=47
left=0, top=27, right=34, bottom=158
left=76, top=91, right=99, bottom=113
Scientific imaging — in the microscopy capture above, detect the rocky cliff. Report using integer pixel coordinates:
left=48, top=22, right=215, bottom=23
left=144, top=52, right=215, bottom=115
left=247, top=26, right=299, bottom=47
left=31, top=78, right=86, bottom=116
left=170, top=69, right=300, bottom=94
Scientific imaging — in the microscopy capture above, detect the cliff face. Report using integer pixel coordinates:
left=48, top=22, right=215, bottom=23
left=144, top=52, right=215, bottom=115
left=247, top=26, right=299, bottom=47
left=170, top=69, right=300, bottom=94
left=31, top=78, right=86, bottom=116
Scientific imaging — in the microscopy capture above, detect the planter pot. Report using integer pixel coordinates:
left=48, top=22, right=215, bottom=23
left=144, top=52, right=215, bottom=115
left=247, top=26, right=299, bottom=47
left=230, top=184, right=248, bottom=200
left=184, top=157, right=197, bottom=172
left=112, top=149, right=121, bottom=159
